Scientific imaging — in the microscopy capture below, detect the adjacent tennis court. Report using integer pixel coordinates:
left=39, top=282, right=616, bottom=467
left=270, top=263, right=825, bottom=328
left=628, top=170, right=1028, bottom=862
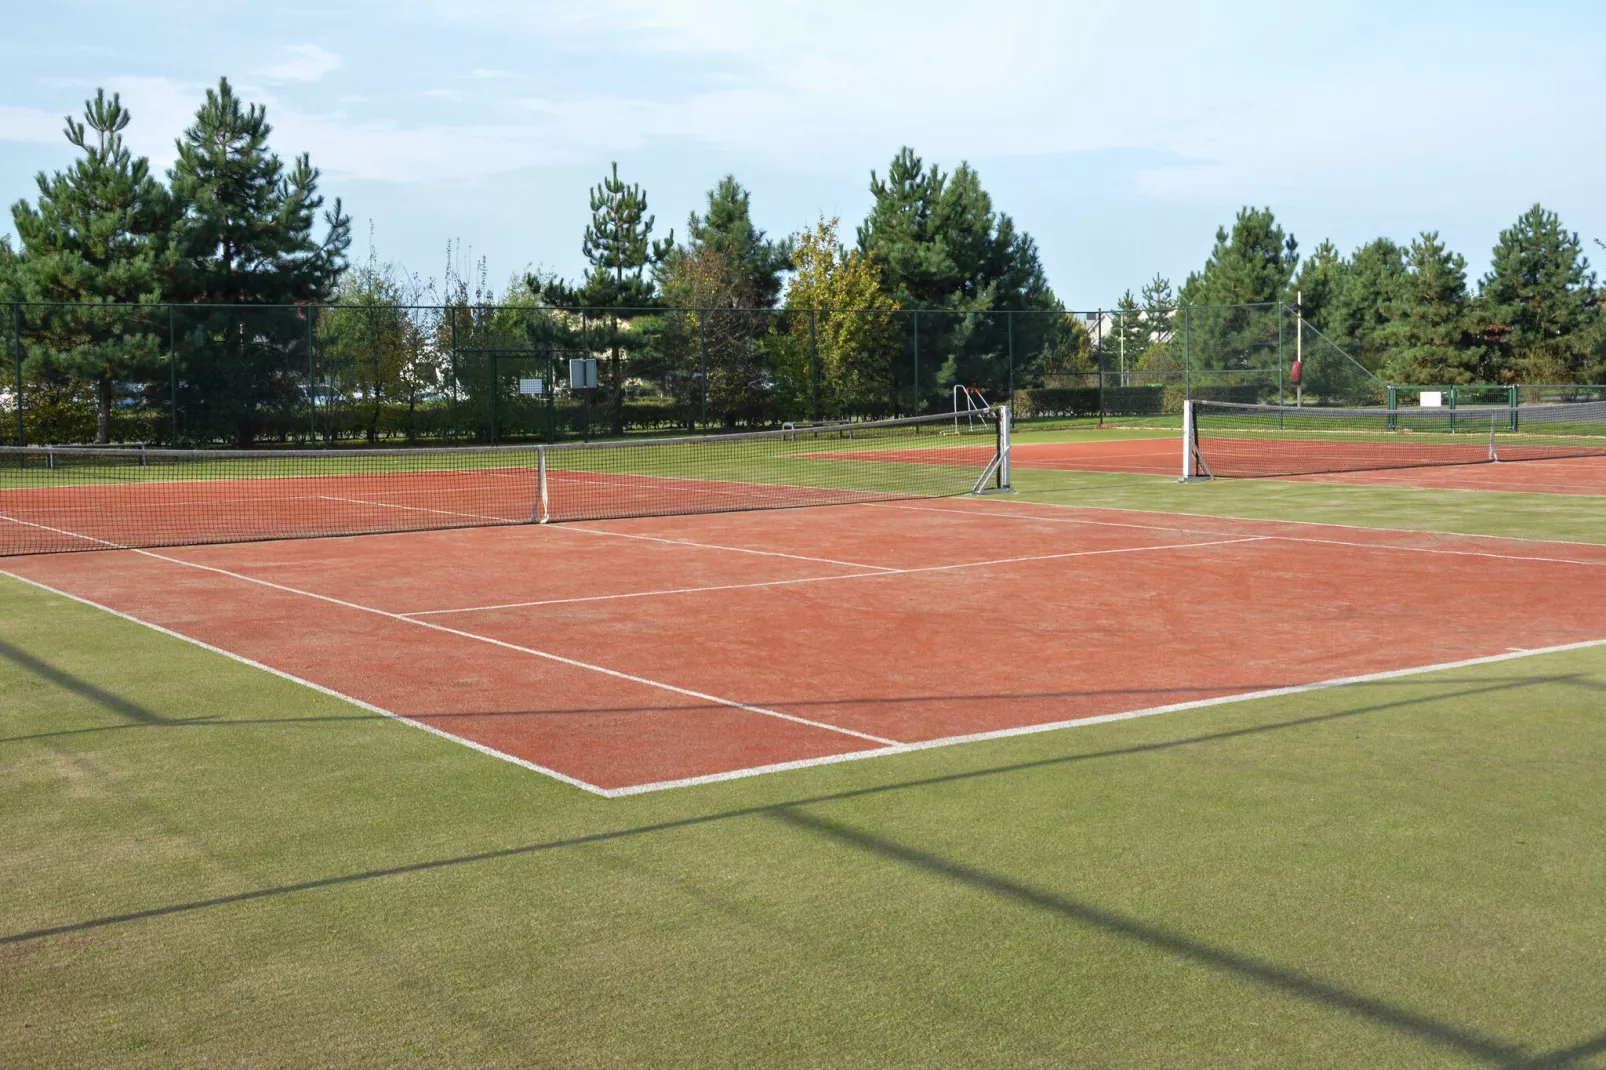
left=1004, top=399, right=1606, bottom=495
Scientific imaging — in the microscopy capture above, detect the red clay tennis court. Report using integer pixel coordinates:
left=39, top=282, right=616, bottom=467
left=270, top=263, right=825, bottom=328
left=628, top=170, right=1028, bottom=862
left=8, top=495, right=1606, bottom=795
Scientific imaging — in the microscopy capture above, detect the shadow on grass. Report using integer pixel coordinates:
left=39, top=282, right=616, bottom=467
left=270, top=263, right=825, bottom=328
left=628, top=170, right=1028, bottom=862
left=16, top=651, right=1598, bottom=745
left=0, top=638, right=216, bottom=733
left=769, top=805, right=1530, bottom=1065
left=1522, top=1030, right=1606, bottom=1068
left=4, top=665, right=1603, bottom=1063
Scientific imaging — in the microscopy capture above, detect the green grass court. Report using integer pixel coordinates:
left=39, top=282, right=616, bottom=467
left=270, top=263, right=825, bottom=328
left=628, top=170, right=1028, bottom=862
left=4, top=434, right=1606, bottom=1067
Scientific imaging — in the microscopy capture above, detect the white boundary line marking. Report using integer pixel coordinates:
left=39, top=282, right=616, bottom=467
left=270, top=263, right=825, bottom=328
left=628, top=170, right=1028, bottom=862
left=601, top=636, right=1606, bottom=796
left=9, top=560, right=1606, bottom=799
left=0, top=512, right=125, bottom=548
left=120, top=548, right=902, bottom=747
left=876, top=501, right=1606, bottom=568
left=0, top=570, right=614, bottom=797
left=554, top=524, right=900, bottom=572
left=317, top=494, right=520, bottom=525
left=401, top=537, right=1267, bottom=616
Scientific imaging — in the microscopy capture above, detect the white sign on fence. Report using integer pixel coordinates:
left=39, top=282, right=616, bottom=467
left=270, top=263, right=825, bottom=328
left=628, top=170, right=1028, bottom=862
left=1420, top=391, right=1444, bottom=407
left=569, top=358, right=598, bottom=390
left=518, top=378, right=544, bottom=395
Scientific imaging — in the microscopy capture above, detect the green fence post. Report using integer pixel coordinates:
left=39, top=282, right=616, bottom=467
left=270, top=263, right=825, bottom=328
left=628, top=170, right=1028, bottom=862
left=1096, top=311, right=1106, bottom=427
left=912, top=310, right=920, bottom=415
left=1183, top=306, right=1191, bottom=402
left=809, top=307, right=819, bottom=423
left=490, top=351, right=499, bottom=445
left=1387, top=384, right=1398, bottom=431
left=1448, top=384, right=1457, bottom=434
left=307, top=306, right=316, bottom=444
left=11, top=303, right=22, bottom=447
left=1277, top=302, right=1285, bottom=407
left=698, top=310, right=708, bottom=429
left=448, top=312, right=458, bottom=442
left=1006, top=310, right=1014, bottom=403
left=1507, top=385, right=1518, bottom=432
left=169, top=306, right=179, bottom=445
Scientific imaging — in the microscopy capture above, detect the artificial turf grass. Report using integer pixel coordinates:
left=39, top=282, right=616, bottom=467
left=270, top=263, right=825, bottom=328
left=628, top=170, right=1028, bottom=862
left=4, top=573, right=1606, bottom=1067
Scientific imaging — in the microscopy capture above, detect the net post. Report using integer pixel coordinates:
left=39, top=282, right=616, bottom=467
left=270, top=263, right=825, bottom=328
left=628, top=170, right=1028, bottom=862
left=1175, top=398, right=1201, bottom=481
left=997, top=404, right=1011, bottom=490
left=535, top=446, right=550, bottom=523
left=1489, top=412, right=1499, bottom=463
left=1180, top=399, right=1194, bottom=480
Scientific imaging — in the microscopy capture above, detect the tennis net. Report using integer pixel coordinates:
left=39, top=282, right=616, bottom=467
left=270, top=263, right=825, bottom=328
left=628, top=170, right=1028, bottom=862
left=0, top=410, right=1009, bottom=556
left=1185, top=399, right=1606, bottom=479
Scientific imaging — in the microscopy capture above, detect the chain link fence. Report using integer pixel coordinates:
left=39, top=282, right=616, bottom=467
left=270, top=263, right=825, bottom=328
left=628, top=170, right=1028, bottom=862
left=3, top=301, right=1390, bottom=447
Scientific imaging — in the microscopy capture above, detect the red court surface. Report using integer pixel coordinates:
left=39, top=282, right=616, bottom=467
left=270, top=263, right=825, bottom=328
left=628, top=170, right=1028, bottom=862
left=7, top=497, right=1606, bottom=796
left=1010, top=438, right=1606, bottom=495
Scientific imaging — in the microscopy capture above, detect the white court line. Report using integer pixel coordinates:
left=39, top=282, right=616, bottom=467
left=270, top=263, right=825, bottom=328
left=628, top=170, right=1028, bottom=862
left=317, top=494, right=520, bottom=525
left=9, top=555, right=1606, bottom=798
left=876, top=500, right=1606, bottom=568
left=601, top=635, right=1606, bottom=796
left=554, top=524, right=900, bottom=572
left=403, top=536, right=1267, bottom=616
left=117, top=548, right=902, bottom=748
left=0, top=570, right=614, bottom=797
left=0, top=512, right=125, bottom=548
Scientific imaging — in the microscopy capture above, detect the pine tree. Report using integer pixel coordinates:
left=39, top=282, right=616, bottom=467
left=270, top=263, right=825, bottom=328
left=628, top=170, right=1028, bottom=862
left=1180, top=207, right=1298, bottom=307
left=1479, top=204, right=1599, bottom=382
left=1098, top=290, right=1149, bottom=381
left=1180, top=207, right=1298, bottom=380
left=1381, top=233, right=1487, bottom=384
left=168, top=78, right=349, bottom=445
left=1140, top=275, right=1176, bottom=340
left=1329, top=238, right=1405, bottom=371
left=672, top=176, right=790, bottom=309
left=170, top=78, right=348, bottom=304
left=1291, top=240, right=1345, bottom=331
left=856, top=148, right=1056, bottom=407
left=577, top=162, right=672, bottom=434
left=653, top=177, right=791, bottom=425
left=9, top=90, right=173, bottom=442
left=857, top=148, right=1054, bottom=312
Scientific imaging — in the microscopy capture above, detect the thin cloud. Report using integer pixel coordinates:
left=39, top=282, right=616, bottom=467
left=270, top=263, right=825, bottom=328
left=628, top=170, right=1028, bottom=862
left=0, top=105, right=61, bottom=144
left=261, top=44, right=341, bottom=84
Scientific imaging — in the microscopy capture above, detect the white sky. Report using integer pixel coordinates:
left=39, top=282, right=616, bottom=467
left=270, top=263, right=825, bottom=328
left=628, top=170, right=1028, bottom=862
left=2, top=0, right=1603, bottom=306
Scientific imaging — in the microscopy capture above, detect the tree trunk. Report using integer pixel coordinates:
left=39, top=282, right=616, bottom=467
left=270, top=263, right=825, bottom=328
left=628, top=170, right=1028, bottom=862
left=96, top=376, right=112, bottom=444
